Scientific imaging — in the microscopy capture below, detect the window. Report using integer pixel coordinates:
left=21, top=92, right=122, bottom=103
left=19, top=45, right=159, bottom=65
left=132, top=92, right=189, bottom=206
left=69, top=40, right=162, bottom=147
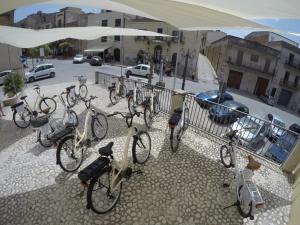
left=172, top=30, right=179, bottom=38
left=114, top=35, right=120, bottom=41
left=101, top=36, right=107, bottom=42
left=157, top=28, right=163, bottom=33
left=115, top=19, right=121, bottom=27
left=250, top=54, right=259, bottom=62
left=58, top=19, right=62, bottom=27
left=135, top=66, right=141, bottom=70
left=142, top=66, right=148, bottom=70
left=295, top=76, right=299, bottom=87
left=284, top=71, right=290, bottom=82
left=288, top=53, right=294, bottom=64
left=271, top=88, right=276, bottom=97
left=101, top=20, right=107, bottom=27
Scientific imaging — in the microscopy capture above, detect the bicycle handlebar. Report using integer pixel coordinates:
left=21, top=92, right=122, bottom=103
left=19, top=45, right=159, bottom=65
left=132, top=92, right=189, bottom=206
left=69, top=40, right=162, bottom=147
left=107, top=110, right=141, bottom=127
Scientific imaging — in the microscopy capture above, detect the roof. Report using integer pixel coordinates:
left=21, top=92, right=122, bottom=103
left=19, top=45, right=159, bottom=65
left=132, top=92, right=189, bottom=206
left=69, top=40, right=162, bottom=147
left=245, top=31, right=298, bottom=46
left=268, top=41, right=300, bottom=55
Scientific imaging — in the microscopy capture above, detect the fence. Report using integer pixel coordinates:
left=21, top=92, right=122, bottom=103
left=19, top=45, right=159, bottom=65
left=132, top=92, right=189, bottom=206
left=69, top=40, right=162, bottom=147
left=95, top=72, right=299, bottom=166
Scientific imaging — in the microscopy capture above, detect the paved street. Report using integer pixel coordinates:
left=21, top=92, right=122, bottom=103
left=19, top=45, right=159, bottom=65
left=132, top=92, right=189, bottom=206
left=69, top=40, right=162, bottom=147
left=21, top=59, right=299, bottom=127
left=0, top=82, right=292, bottom=225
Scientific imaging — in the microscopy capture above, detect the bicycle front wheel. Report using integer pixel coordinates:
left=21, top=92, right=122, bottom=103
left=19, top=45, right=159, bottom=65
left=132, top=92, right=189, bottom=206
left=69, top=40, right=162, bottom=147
left=136, top=90, right=143, bottom=105
left=91, top=112, right=108, bottom=140
left=170, top=126, right=182, bottom=152
left=153, top=96, right=160, bottom=115
left=109, top=89, right=119, bottom=105
left=87, top=169, right=122, bottom=214
left=132, top=131, right=151, bottom=164
left=38, top=131, right=53, bottom=148
left=56, top=135, right=83, bottom=172
left=79, top=84, right=88, bottom=99
left=39, top=97, right=57, bottom=114
left=128, top=97, right=135, bottom=115
left=143, top=106, right=153, bottom=128
left=220, top=145, right=233, bottom=168
left=237, top=185, right=252, bottom=218
left=13, top=109, right=31, bottom=128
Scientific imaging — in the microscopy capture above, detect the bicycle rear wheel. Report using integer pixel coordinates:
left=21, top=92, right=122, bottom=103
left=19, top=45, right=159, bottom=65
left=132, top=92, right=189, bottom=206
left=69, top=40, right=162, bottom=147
left=38, top=131, right=53, bottom=148
left=91, top=112, right=108, bottom=140
left=143, top=106, right=153, bottom=128
left=39, top=97, right=57, bottom=114
left=13, top=109, right=31, bottom=128
left=87, top=169, right=122, bottom=214
left=153, top=96, right=160, bottom=115
left=170, top=126, right=182, bottom=152
left=119, top=84, right=127, bottom=98
left=56, top=135, right=83, bottom=172
left=220, top=145, right=233, bottom=168
left=66, top=92, right=76, bottom=108
left=136, top=90, right=143, bottom=105
left=79, top=84, right=88, bottom=99
left=128, top=97, right=135, bottom=115
left=109, top=89, right=119, bottom=105
left=133, top=130, right=151, bottom=164
left=237, top=185, right=252, bottom=218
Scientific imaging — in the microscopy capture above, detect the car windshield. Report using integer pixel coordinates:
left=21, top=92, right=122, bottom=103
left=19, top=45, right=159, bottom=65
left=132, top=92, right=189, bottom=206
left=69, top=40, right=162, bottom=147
left=29, top=66, right=37, bottom=72
left=273, top=119, right=286, bottom=128
left=206, top=90, right=218, bottom=97
left=238, top=117, right=260, bottom=133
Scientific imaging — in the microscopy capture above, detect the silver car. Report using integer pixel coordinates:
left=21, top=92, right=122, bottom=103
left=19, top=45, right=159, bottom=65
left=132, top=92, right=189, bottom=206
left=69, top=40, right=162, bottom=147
left=231, top=116, right=270, bottom=150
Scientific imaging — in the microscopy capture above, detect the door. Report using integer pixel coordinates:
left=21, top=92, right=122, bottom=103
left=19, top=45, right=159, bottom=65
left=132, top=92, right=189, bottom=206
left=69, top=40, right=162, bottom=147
left=133, top=66, right=141, bottom=75
left=277, top=89, right=292, bottom=106
left=114, top=48, right=120, bottom=62
left=141, top=66, right=148, bottom=77
left=264, top=58, right=271, bottom=73
left=254, top=77, right=269, bottom=96
left=35, top=66, right=45, bottom=78
left=227, top=70, right=243, bottom=89
left=154, top=45, right=162, bottom=63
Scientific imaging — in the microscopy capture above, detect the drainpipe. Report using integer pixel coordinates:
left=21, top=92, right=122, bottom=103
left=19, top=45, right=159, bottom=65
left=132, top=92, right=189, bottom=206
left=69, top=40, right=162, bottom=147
left=172, top=31, right=181, bottom=90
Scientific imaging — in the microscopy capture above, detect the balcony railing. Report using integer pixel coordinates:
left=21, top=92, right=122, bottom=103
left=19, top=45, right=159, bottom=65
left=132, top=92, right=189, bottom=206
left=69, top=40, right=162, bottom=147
left=280, top=79, right=300, bottom=91
left=285, top=60, right=300, bottom=71
left=227, top=59, right=275, bottom=76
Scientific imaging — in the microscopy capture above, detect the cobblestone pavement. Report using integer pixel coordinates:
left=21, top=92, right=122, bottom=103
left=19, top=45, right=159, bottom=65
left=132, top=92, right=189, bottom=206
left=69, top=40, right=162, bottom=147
left=0, top=82, right=293, bottom=225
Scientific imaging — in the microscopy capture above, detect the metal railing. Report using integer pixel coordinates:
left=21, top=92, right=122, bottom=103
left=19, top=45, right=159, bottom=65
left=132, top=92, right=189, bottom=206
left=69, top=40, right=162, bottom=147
left=95, top=72, right=299, bottom=165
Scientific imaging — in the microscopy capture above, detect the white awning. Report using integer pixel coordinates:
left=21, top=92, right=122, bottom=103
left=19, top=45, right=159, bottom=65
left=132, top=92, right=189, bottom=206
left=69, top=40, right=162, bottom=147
left=84, top=46, right=111, bottom=52
left=0, top=26, right=170, bottom=48
left=2, top=0, right=299, bottom=31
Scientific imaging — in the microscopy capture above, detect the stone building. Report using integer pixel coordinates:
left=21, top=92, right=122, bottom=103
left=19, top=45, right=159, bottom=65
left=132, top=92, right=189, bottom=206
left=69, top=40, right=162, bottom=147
left=207, top=36, right=280, bottom=96
left=246, top=31, right=300, bottom=113
left=0, top=10, right=23, bottom=74
left=15, top=10, right=56, bottom=29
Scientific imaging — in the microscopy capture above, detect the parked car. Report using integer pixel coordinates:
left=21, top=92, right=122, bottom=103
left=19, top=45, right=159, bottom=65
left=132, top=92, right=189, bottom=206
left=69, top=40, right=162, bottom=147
left=73, top=54, right=84, bottom=64
left=265, top=130, right=298, bottom=164
left=264, top=114, right=286, bottom=140
left=89, top=56, right=103, bottom=66
left=289, top=123, right=300, bottom=134
left=232, top=115, right=270, bottom=149
left=209, top=100, right=249, bottom=123
left=125, top=64, right=150, bottom=78
left=195, top=90, right=234, bottom=107
left=25, top=63, right=55, bottom=83
left=259, top=94, right=275, bottom=106
left=0, top=70, right=12, bottom=85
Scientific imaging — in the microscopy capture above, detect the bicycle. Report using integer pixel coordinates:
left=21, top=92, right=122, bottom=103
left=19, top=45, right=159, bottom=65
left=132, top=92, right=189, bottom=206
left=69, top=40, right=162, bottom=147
left=108, top=77, right=127, bottom=105
left=66, top=75, right=88, bottom=107
left=30, top=91, right=79, bottom=147
left=142, top=85, right=160, bottom=128
left=127, top=81, right=143, bottom=115
left=168, top=96, right=189, bottom=152
left=221, top=128, right=264, bottom=220
left=11, top=85, right=56, bottom=128
left=78, top=109, right=151, bottom=214
left=56, top=96, right=108, bottom=172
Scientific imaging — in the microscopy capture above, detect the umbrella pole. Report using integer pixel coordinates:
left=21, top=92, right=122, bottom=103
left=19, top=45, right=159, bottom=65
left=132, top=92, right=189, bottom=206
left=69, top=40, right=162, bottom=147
left=172, top=31, right=181, bottom=90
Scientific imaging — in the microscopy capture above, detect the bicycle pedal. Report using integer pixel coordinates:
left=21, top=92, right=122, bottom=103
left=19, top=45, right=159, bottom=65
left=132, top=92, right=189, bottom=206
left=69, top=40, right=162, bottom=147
left=250, top=216, right=254, bottom=220
left=223, top=183, right=230, bottom=188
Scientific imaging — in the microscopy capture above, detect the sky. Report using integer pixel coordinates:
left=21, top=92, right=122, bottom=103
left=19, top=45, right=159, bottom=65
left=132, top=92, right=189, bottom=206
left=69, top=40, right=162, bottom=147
left=14, top=4, right=300, bottom=45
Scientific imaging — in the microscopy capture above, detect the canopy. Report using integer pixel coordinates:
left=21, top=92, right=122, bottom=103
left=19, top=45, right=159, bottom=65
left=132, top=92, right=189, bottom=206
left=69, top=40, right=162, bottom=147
left=0, top=0, right=288, bottom=31
left=0, top=26, right=170, bottom=48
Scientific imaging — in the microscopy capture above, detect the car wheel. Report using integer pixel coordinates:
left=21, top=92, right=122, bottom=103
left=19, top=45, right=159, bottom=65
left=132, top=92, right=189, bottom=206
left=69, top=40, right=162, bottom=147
left=29, top=77, right=35, bottom=83
left=50, top=72, right=55, bottom=78
left=126, top=71, right=131, bottom=78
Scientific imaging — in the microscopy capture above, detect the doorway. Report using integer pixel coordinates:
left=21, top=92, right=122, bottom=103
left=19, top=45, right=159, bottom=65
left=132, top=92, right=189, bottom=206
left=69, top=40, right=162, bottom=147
left=227, top=70, right=243, bottom=89
left=154, top=45, right=162, bottom=63
left=278, top=89, right=292, bottom=106
left=114, top=48, right=120, bottom=62
left=254, top=77, right=269, bottom=96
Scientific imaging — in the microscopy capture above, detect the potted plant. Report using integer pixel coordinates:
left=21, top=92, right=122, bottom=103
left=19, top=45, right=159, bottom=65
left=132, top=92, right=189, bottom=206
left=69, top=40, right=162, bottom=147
left=3, top=72, right=24, bottom=98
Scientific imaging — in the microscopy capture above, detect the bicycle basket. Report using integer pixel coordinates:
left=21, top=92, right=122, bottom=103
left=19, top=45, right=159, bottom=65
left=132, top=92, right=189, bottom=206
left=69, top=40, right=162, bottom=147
left=78, top=76, right=87, bottom=84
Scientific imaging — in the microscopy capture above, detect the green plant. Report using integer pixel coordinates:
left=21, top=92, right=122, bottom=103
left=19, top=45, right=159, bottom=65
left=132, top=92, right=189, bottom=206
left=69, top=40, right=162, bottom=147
left=3, top=72, right=24, bottom=95
left=27, top=44, right=51, bottom=57
left=58, top=41, right=71, bottom=56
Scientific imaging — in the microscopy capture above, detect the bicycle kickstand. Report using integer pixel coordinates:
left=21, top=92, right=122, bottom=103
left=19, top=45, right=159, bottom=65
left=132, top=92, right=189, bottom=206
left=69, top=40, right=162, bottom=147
left=132, top=169, right=143, bottom=175
left=223, top=201, right=238, bottom=210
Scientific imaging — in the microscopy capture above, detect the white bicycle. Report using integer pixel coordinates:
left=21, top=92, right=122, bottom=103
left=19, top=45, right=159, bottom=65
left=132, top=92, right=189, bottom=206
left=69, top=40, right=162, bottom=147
left=221, top=128, right=264, bottom=220
left=142, top=85, right=160, bottom=128
left=56, top=96, right=108, bottom=172
left=127, top=81, right=143, bottom=115
left=78, top=109, right=151, bottom=214
left=66, top=75, right=88, bottom=107
left=108, top=77, right=127, bottom=105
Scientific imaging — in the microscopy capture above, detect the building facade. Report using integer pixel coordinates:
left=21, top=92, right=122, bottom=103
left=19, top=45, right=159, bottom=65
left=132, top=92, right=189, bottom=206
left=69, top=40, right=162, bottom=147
left=15, top=11, right=56, bottom=29
left=0, top=11, right=23, bottom=74
left=207, top=36, right=280, bottom=96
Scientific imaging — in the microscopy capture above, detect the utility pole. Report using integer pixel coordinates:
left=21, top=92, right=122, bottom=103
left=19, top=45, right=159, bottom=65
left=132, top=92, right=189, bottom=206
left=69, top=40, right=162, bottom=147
left=181, top=49, right=189, bottom=90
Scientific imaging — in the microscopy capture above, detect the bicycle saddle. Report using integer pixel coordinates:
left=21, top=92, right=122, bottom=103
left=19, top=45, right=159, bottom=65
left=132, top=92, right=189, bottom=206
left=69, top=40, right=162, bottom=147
left=168, top=113, right=181, bottom=127
left=141, top=97, right=151, bottom=106
left=99, top=142, right=114, bottom=156
left=246, top=155, right=261, bottom=171
left=20, top=96, right=27, bottom=100
left=66, top=85, right=75, bottom=91
left=174, top=107, right=183, bottom=114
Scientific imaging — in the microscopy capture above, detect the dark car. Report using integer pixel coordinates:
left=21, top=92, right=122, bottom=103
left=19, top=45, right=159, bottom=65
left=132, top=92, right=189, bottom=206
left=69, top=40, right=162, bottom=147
left=195, top=90, right=233, bottom=107
left=289, top=123, right=300, bottom=134
left=89, top=56, right=103, bottom=66
left=209, top=100, right=249, bottom=123
left=259, top=94, right=275, bottom=106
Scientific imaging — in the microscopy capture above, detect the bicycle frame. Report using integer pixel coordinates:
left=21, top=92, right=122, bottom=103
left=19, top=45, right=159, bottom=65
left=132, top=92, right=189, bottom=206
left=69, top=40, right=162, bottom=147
left=74, top=109, right=92, bottom=147
left=24, top=88, right=44, bottom=113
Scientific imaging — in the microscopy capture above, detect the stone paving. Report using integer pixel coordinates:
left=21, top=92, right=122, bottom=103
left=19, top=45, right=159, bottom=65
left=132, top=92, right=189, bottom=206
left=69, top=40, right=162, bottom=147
left=0, top=82, right=293, bottom=225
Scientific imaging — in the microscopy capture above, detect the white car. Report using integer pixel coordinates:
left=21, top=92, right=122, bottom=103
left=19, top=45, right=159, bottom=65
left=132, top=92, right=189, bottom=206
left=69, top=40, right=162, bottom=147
left=0, top=70, right=12, bottom=85
left=125, top=64, right=150, bottom=78
left=231, top=116, right=270, bottom=149
left=25, top=63, right=55, bottom=83
left=264, top=114, right=286, bottom=140
left=73, top=54, right=84, bottom=64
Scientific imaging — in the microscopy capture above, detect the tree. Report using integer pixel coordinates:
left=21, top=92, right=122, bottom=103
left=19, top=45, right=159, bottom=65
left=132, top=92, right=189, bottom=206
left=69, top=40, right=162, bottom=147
left=27, top=44, right=51, bottom=57
left=58, top=41, right=71, bottom=56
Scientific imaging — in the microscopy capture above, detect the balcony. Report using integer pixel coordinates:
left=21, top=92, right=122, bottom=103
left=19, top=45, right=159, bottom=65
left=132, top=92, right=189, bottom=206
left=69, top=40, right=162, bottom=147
left=280, top=79, right=300, bottom=91
left=227, top=58, right=275, bottom=76
left=285, top=60, right=300, bottom=71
